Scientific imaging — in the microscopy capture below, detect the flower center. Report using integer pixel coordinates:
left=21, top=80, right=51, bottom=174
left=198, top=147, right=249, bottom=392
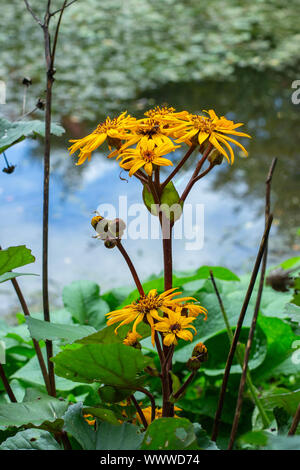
left=142, top=149, right=156, bottom=163
left=145, top=106, right=176, bottom=118
left=191, top=116, right=216, bottom=134
left=94, top=117, right=119, bottom=134
left=170, top=323, right=181, bottom=333
left=135, top=294, right=162, bottom=314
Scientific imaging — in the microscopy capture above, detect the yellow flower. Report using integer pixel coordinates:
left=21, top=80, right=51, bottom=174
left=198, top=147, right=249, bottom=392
left=181, top=302, right=207, bottom=319
left=119, top=117, right=183, bottom=152
left=136, top=406, right=182, bottom=425
left=175, top=109, right=251, bottom=164
left=154, top=307, right=197, bottom=346
left=123, top=331, right=142, bottom=347
left=83, top=413, right=96, bottom=426
left=118, top=139, right=177, bottom=176
left=106, top=288, right=198, bottom=345
left=68, top=112, right=134, bottom=165
left=144, top=106, right=189, bottom=123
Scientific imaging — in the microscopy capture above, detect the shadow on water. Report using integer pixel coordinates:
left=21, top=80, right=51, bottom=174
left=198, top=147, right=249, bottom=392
left=0, top=70, right=299, bottom=314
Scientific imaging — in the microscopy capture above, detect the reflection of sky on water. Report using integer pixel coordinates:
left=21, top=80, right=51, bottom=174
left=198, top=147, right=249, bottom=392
left=0, top=139, right=274, bottom=313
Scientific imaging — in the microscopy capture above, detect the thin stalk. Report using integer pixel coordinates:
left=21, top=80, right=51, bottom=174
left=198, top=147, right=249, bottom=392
left=136, top=387, right=156, bottom=423
left=209, top=270, right=269, bottom=433
left=130, top=394, right=148, bottom=429
left=116, top=240, right=145, bottom=296
left=211, top=214, right=273, bottom=441
left=228, top=158, right=277, bottom=449
left=161, top=144, right=196, bottom=191
left=180, top=143, right=213, bottom=203
left=11, top=278, right=51, bottom=394
left=288, top=403, right=300, bottom=436
left=172, top=371, right=196, bottom=400
left=0, top=364, right=17, bottom=402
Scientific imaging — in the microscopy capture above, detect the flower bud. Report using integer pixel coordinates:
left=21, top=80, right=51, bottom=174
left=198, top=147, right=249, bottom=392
left=186, top=356, right=202, bottom=371
left=108, top=218, right=126, bottom=238
left=192, top=342, right=208, bottom=362
left=104, top=238, right=117, bottom=249
left=208, top=148, right=223, bottom=166
left=123, top=331, right=142, bottom=349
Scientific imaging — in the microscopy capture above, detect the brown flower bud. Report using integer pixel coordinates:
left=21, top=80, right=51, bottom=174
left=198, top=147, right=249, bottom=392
left=208, top=148, right=223, bottom=166
left=192, top=342, right=208, bottom=362
left=187, top=356, right=202, bottom=371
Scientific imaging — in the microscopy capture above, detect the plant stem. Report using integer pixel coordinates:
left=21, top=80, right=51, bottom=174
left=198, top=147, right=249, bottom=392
left=228, top=158, right=277, bottom=449
left=209, top=270, right=270, bottom=435
left=161, top=144, right=196, bottom=191
left=116, top=240, right=145, bottom=297
left=11, top=278, right=51, bottom=394
left=0, top=364, right=17, bottom=403
left=211, top=214, right=273, bottom=442
left=137, top=387, right=156, bottom=423
left=130, top=394, right=148, bottom=429
left=172, top=371, right=196, bottom=400
left=180, top=143, right=213, bottom=203
left=288, top=403, right=300, bottom=436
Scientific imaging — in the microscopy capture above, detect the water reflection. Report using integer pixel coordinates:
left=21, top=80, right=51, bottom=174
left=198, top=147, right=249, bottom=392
left=1, top=71, right=299, bottom=313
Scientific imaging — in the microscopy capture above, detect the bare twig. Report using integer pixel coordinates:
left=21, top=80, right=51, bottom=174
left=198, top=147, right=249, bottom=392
left=0, top=364, right=17, bottom=403
left=288, top=403, right=300, bottom=436
left=50, top=0, right=78, bottom=16
left=24, top=0, right=43, bottom=25
left=228, top=158, right=277, bottom=449
left=211, top=214, right=273, bottom=441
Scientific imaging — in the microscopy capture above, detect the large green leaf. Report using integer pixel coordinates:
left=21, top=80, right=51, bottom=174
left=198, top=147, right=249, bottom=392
left=77, top=322, right=150, bottom=346
left=141, top=418, right=198, bottom=450
left=63, top=280, right=110, bottom=329
left=0, top=118, right=65, bottom=153
left=26, top=317, right=96, bottom=344
left=261, top=389, right=300, bottom=416
left=0, top=272, right=38, bottom=283
left=239, top=431, right=300, bottom=450
left=52, top=343, right=150, bottom=388
left=0, top=245, right=35, bottom=276
left=0, top=429, right=62, bottom=450
left=0, top=393, right=68, bottom=430
left=63, top=403, right=142, bottom=450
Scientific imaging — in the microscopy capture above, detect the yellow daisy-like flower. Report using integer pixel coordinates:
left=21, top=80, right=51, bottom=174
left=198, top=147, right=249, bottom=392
left=68, top=112, right=135, bottom=165
left=119, top=117, right=184, bottom=152
left=154, top=307, right=197, bottom=346
left=123, top=331, right=142, bottom=347
left=144, top=106, right=189, bottom=123
left=136, top=406, right=182, bottom=425
left=175, top=109, right=251, bottom=164
left=106, top=288, right=199, bottom=345
left=181, top=302, right=208, bottom=319
left=118, top=139, right=178, bottom=176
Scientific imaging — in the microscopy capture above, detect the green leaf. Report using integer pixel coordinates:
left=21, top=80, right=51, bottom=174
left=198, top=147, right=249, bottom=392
left=77, top=322, right=150, bottom=346
left=261, top=389, right=300, bottom=416
left=142, top=182, right=182, bottom=221
left=280, top=256, right=300, bottom=270
left=0, top=393, right=68, bottom=430
left=95, top=422, right=143, bottom=450
left=0, top=429, right=62, bottom=450
left=26, top=317, right=96, bottom=344
left=0, top=118, right=65, bottom=154
left=52, top=343, right=150, bottom=388
left=0, top=245, right=35, bottom=276
left=0, top=272, right=38, bottom=283
left=63, top=403, right=142, bottom=450
left=141, top=418, right=198, bottom=450
left=63, top=281, right=110, bottom=329
left=239, top=431, right=300, bottom=450
left=83, top=406, right=120, bottom=425
left=97, top=385, right=132, bottom=403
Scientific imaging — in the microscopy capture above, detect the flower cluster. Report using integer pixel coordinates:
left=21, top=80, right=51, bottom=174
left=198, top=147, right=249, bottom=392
left=69, top=106, right=250, bottom=173
left=106, top=287, right=207, bottom=346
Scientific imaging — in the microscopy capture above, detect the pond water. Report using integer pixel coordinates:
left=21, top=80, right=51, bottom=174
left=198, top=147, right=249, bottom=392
left=1, top=71, right=299, bottom=314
